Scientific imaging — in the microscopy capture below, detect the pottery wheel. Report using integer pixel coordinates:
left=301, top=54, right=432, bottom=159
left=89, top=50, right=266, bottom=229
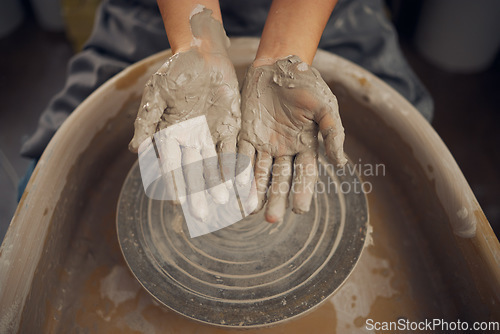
left=117, top=154, right=368, bottom=328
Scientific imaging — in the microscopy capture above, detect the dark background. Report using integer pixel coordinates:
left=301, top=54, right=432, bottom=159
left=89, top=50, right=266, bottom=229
left=1, top=0, right=499, bottom=242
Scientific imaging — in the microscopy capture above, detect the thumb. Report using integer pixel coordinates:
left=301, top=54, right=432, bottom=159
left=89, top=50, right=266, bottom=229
left=129, top=122, right=155, bottom=153
left=316, top=96, right=347, bottom=168
left=129, top=76, right=166, bottom=153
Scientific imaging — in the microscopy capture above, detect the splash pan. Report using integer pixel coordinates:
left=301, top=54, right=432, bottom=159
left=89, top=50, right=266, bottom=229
left=117, top=155, right=368, bottom=328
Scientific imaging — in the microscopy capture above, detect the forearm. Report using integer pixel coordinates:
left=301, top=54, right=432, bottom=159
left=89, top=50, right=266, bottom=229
left=156, top=0, right=222, bottom=54
left=255, top=0, right=338, bottom=65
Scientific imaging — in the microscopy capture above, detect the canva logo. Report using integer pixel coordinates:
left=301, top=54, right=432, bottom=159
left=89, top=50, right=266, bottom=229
left=137, top=116, right=257, bottom=238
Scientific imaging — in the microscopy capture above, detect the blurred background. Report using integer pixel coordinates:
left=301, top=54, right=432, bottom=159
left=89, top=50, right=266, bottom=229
left=1, top=0, right=499, bottom=243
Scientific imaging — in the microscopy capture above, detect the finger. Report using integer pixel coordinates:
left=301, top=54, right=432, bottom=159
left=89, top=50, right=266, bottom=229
left=218, top=136, right=237, bottom=188
left=292, top=151, right=318, bottom=214
left=182, top=147, right=209, bottom=222
left=129, top=76, right=167, bottom=152
left=316, top=97, right=347, bottom=167
left=235, top=140, right=257, bottom=215
left=242, top=177, right=258, bottom=215
left=137, top=137, right=164, bottom=200
left=265, top=156, right=293, bottom=223
left=202, top=141, right=228, bottom=205
left=156, top=133, right=184, bottom=204
left=235, top=140, right=255, bottom=187
left=253, top=151, right=273, bottom=213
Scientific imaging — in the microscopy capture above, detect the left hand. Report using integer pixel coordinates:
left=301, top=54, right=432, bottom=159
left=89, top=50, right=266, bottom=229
left=237, top=55, right=347, bottom=223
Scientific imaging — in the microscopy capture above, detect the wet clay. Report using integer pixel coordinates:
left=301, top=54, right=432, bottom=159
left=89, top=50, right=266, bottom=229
left=128, top=7, right=241, bottom=221
left=239, top=56, right=347, bottom=218
left=129, top=7, right=240, bottom=153
left=239, top=55, right=346, bottom=164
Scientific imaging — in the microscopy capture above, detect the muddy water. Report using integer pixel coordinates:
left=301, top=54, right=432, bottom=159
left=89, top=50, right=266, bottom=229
left=41, top=118, right=456, bottom=333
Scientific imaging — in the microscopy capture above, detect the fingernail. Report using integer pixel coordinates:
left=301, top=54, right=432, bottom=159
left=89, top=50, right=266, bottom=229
left=265, top=212, right=282, bottom=223
left=265, top=201, right=286, bottom=223
left=292, top=202, right=310, bottom=214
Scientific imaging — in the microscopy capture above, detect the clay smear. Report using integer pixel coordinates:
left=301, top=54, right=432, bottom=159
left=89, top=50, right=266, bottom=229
left=238, top=55, right=347, bottom=219
left=129, top=6, right=243, bottom=225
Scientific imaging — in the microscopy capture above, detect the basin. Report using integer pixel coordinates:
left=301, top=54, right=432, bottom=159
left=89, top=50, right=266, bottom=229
left=0, top=37, right=498, bottom=333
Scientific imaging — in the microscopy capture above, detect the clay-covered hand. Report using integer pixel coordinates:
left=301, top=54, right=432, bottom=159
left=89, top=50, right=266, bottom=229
left=129, top=11, right=240, bottom=222
left=237, top=55, right=347, bottom=223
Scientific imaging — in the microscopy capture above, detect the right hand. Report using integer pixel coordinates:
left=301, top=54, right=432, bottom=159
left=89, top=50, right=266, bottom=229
left=129, top=45, right=241, bottom=223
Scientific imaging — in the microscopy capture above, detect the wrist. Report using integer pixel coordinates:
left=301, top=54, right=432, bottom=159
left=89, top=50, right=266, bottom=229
left=160, top=3, right=228, bottom=55
left=172, top=40, right=228, bottom=57
left=255, top=41, right=313, bottom=66
left=194, top=39, right=229, bottom=57
left=252, top=55, right=307, bottom=69
left=171, top=41, right=193, bottom=55
left=254, top=0, right=338, bottom=66
left=252, top=57, right=281, bottom=67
